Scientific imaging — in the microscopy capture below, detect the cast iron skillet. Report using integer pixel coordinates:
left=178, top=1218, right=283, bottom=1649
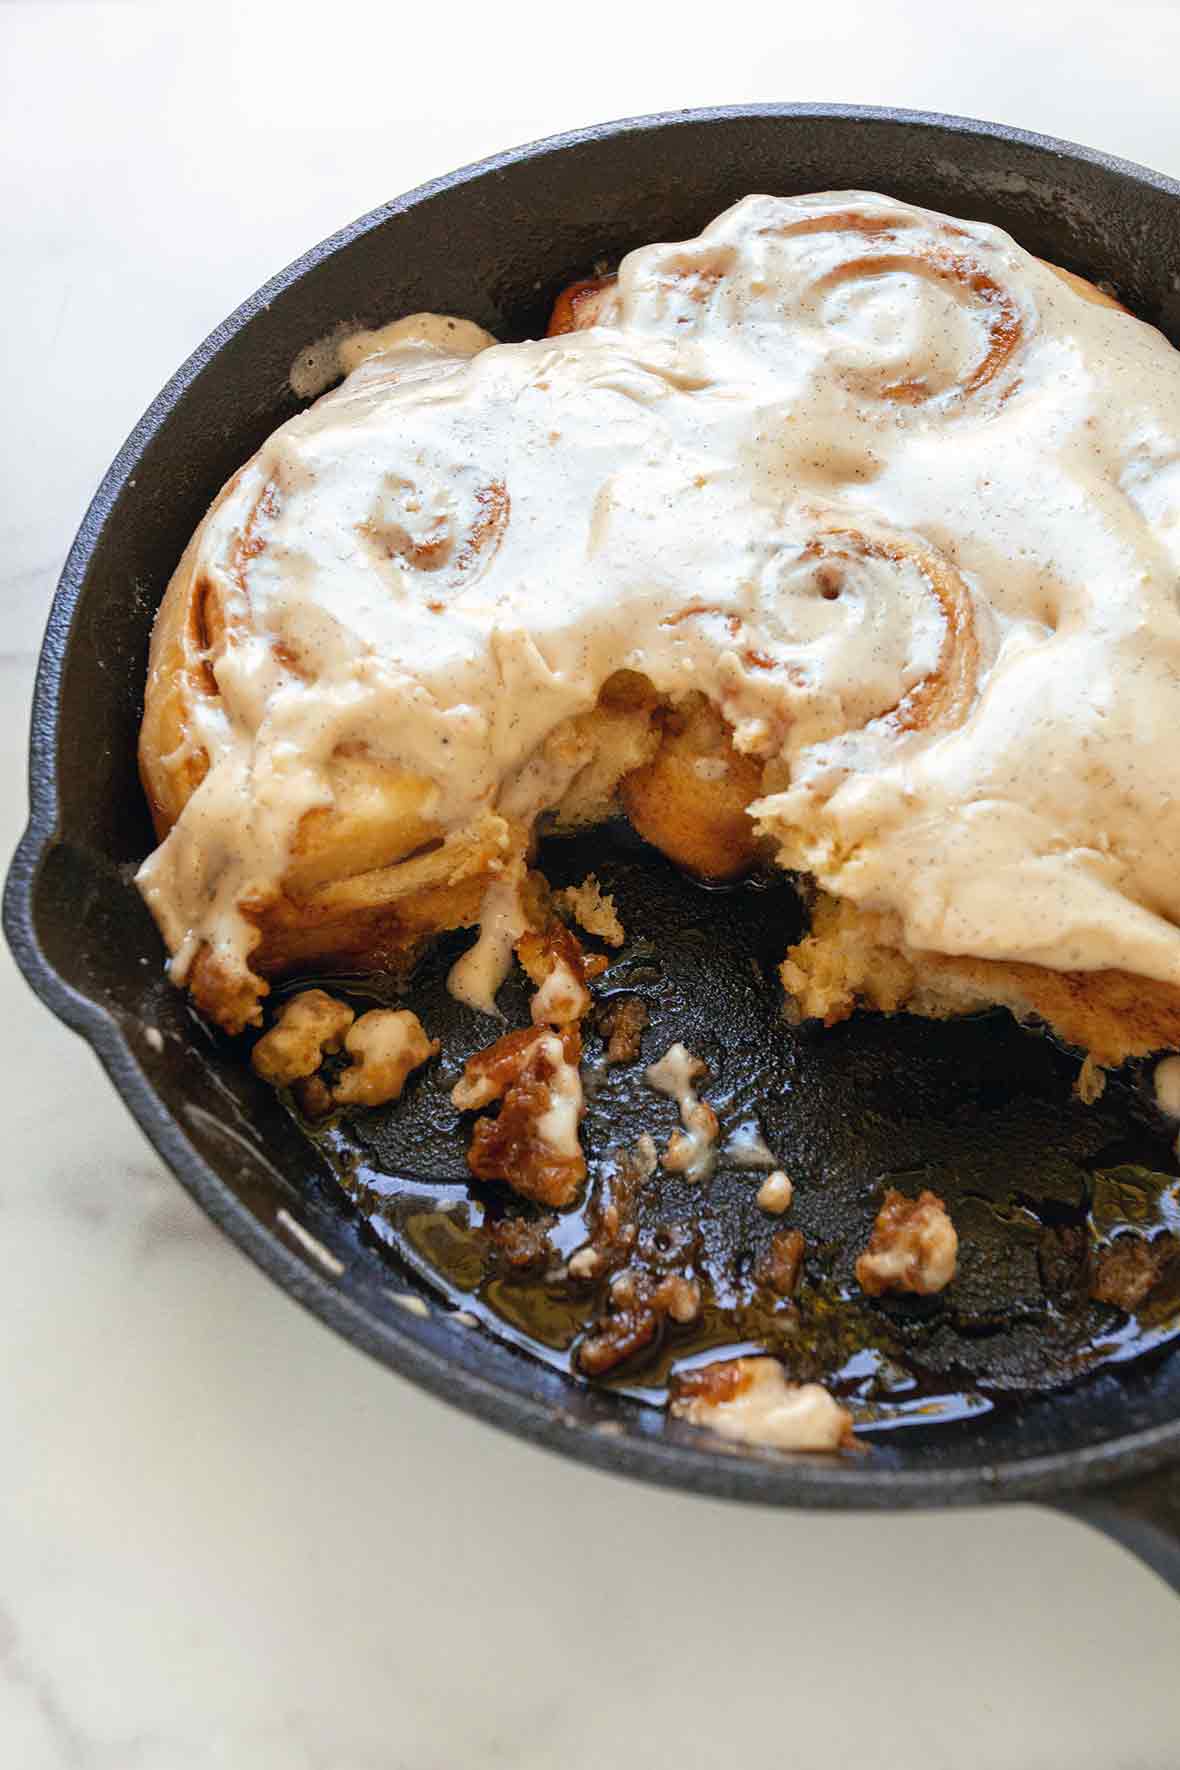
left=8, top=103, right=1180, bottom=1590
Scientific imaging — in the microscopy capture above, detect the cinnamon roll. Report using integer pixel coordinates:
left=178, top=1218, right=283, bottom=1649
left=138, top=193, right=1180, bottom=1066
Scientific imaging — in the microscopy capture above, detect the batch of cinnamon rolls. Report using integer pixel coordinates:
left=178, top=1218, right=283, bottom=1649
left=136, top=191, right=1180, bottom=1445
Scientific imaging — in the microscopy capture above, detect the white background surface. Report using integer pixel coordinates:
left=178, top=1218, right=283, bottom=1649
left=4, top=3, right=1180, bottom=1764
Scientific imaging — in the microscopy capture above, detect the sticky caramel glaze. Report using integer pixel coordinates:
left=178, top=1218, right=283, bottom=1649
left=138, top=192, right=1180, bottom=1040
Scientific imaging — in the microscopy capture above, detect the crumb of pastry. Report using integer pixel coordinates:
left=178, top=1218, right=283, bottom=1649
left=856, top=1188, right=958, bottom=1297
left=1153, top=1055, right=1180, bottom=1118
left=756, top=1171, right=794, bottom=1214
left=251, top=988, right=354, bottom=1085
left=594, top=994, right=649, bottom=1065
left=1075, top=1054, right=1106, bottom=1105
left=554, top=874, right=625, bottom=947
left=670, top=1356, right=855, bottom=1452
left=451, top=1023, right=585, bottom=1207
left=331, top=1008, right=439, bottom=1107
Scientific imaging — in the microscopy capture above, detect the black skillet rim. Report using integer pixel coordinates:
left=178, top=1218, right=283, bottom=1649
left=8, top=101, right=1180, bottom=1510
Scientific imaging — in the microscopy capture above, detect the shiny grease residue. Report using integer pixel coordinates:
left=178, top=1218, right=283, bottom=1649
left=276, top=836, right=1180, bottom=1435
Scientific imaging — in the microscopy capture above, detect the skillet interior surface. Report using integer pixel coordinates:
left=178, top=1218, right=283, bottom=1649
left=298, top=821, right=1180, bottom=1431
left=10, top=104, right=1180, bottom=1508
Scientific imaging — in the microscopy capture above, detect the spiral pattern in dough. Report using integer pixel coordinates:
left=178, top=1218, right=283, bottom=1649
left=612, top=194, right=1032, bottom=413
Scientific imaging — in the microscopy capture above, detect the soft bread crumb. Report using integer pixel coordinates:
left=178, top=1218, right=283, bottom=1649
left=251, top=989, right=354, bottom=1085
left=253, top=991, right=438, bottom=1111
left=1075, top=1054, right=1107, bottom=1105
left=620, top=693, right=763, bottom=880
left=779, top=897, right=921, bottom=1027
left=1153, top=1055, right=1180, bottom=1118
left=554, top=874, right=625, bottom=947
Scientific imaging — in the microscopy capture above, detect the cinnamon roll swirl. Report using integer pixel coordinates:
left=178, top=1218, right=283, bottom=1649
left=138, top=193, right=1180, bottom=1065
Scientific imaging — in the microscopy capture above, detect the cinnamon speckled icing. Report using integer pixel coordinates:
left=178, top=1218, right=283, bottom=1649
left=137, top=192, right=1180, bottom=999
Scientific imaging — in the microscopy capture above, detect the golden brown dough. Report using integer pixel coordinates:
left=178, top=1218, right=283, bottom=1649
left=781, top=893, right=1180, bottom=1068
left=545, top=272, right=618, bottom=336
left=620, top=695, right=766, bottom=880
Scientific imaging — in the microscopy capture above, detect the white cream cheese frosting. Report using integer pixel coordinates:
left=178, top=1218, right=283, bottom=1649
left=137, top=192, right=1180, bottom=999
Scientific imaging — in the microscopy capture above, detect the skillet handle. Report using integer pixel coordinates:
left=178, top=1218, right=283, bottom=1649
left=1054, top=1467, right=1180, bottom=1594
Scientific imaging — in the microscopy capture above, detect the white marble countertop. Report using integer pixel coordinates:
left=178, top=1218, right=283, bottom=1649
left=5, top=5, right=1180, bottom=1764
